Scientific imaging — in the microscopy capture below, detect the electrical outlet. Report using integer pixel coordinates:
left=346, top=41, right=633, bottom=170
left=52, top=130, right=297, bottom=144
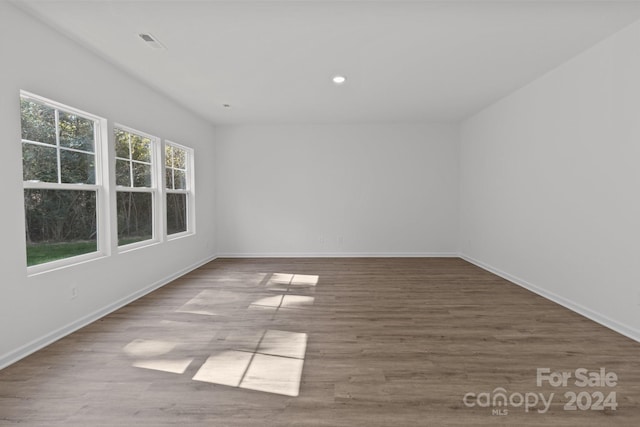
left=71, top=286, right=78, bottom=300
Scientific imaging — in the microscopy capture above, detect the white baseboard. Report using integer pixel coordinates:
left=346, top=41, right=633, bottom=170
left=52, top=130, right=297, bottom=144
left=6, top=252, right=636, bottom=369
left=216, top=252, right=458, bottom=258
left=0, top=255, right=217, bottom=370
left=459, top=252, right=640, bottom=343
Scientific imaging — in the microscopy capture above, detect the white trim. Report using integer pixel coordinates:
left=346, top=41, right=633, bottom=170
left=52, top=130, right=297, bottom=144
left=117, top=238, right=160, bottom=254
left=23, top=181, right=100, bottom=190
left=164, top=141, right=195, bottom=237
left=97, top=115, right=112, bottom=258
left=113, top=123, right=159, bottom=142
left=167, top=230, right=195, bottom=241
left=21, top=91, right=111, bottom=274
left=217, top=252, right=458, bottom=258
left=55, top=108, right=62, bottom=182
left=164, top=140, right=192, bottom=155
left=22, top=139, right=94, bottom=156
left=0, top=255, right=217, bottom=370
left=459, top=252, right=640, bottom=343
left=27, top=250, right=107, bottom=277
left=10, top=252, right=640, bottom=371
left=153, top=133, right=166, bottom=243
left=20, top=90, right=104, bottom=122
left=21, top=138, right=56, bottom=148
left=115, top=186, right=154, bottom=193
left=112, top=125, right=162, bottom=245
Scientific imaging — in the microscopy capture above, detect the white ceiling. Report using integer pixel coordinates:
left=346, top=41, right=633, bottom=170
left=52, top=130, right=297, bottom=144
left=15, top=1, right=640, bottom=125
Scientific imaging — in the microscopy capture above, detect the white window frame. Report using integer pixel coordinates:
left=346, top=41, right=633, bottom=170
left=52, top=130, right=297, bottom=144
left=114, top=124, right=163, bottom=252
left=164, top=140, right=195, bottom=239
left=21, top=91, right=111, bottom=276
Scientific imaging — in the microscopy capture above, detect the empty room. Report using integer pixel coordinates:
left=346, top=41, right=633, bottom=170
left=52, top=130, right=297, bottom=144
left=1, top=0, right=640, bottom=425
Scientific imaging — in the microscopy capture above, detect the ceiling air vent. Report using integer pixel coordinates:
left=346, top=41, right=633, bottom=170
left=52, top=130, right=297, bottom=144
left=138, top=33, right=166, bottom=50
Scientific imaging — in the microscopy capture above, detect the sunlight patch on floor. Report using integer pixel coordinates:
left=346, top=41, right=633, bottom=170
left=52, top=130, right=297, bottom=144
left=241, top=353, right=304, bottom=397
left=127, top=271, right=317, bottom=397
left=124, top=339, right=177, bottom=357
left=176, top=289, right=245, bottom=316
left=193, top=330, right=308, bottom=397
left=250, top=295, right=284, bottom=308
left=193, top=351, right=253, bottom=387
left=264, top=273, right=318, bottom=292
left=258, top=329, right=307, bottom=359
left=132, top=358, right=193, bottom=374
left=281, top=295, right=314, bottom=309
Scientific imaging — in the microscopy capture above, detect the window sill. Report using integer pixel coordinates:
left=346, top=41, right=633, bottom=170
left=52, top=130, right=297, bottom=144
left=27, top=251, right=107, bottom=277
left=167, top=231, right=195, bottom=242
left=117, top=239, right=161, bottom=254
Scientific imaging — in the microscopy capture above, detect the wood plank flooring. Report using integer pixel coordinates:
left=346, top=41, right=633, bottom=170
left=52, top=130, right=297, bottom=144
left=1, top=258, right=639, bottom=426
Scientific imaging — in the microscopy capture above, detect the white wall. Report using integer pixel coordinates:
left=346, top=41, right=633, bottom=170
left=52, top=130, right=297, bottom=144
left=0, top=3, right=216, bottom=367
left=214, top=124, right=458, bottom=256
left=459, top=20, right=640, bottom=340
left=5, top=0, right=638, bottom=371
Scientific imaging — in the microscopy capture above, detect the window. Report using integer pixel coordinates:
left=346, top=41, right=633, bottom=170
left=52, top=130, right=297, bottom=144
left=165, top=142, right=193, bottom=236
left=20, top=92, right=107, bottom=269
left=19, top=92, right=196, bottom=271
left=114, top=127, right=159, bottom=247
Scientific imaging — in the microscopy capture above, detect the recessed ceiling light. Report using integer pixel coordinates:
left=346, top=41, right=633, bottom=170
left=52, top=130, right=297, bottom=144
left=332, top=75, right=347, bottom=85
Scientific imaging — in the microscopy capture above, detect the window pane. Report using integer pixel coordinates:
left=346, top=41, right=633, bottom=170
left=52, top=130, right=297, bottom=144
left=59, top=111, right=94, bottom=152
left=165, top=168, right=173, bottom=190
left=20, top=99, right=56, bottom=145
left=173, top=147, right=186, bottom=169
left=167, top=193, right=187, bottom=235
left=116, top=159, right=131, bottom=187
left=60, top=149, right=95, bottom=184
left=174, top=169, right=186, bottom=190
left=117, top=192, right=153, bottom=245
left=133, top=163, right=151, bottom=187
left=165, top=145, right=173, bottom=167
left=115, top=129, right=130, bottom=159
left=24, top=189, right=97, bottom=266
left=131, top=135, right=151, bottom=162
left=22, top=143, right=57, bottom=182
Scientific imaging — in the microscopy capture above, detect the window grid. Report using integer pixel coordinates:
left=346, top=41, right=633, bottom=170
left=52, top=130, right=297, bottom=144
left=20, top=92, right=196, bottom=272
left=20, top=96, right=100, bottom=186
left=22, top=108, right=97, bottom=185
left=54, top=109, right=61, bottom=183
left=165, top=143, right=193, bottom=236
left=166, top=145, right=188, bottom=191
left=114, top=126, right=158, bottom=248
left=115, top=132, right=153, bottom=188
left=20, top=91, right=106, bottom=273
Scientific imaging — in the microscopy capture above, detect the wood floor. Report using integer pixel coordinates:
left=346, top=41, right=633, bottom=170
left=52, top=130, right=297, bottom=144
left=1, top=258, right=639, bottom=426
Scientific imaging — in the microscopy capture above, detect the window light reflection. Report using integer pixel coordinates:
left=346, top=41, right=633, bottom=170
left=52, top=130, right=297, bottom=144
left=124, top=339, right=177, bottom=357
left=126, top=271, right=317, bottom=397
left=264, top=273, right=319, bottom=292
left=176, top=289, right=244, bottom=316
left=132, top=358, right=193, bottom=374
left=193, top=330, right=308, bottom=397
